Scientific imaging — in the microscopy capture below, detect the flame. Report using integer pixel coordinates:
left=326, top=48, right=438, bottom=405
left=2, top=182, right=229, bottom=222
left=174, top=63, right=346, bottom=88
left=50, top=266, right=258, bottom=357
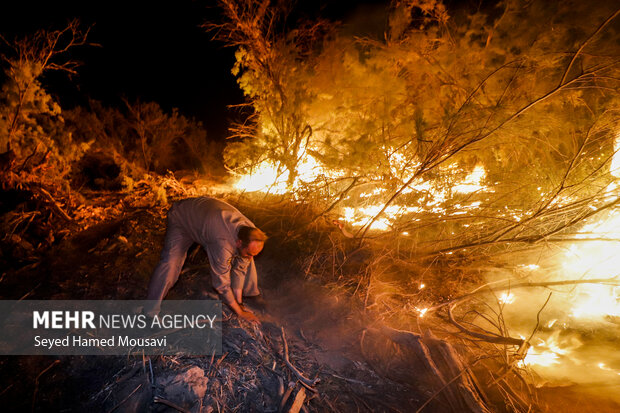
left=499, top=292, right=516, bottom=304
left=522, top=350, right=560, bottom=367
left=559, top=210, right=620, bottom=322
left=570, top=284, right=620, bottom=319
left=515, top=134, right=620, bottom=376
left=519, top=331, right=580, bottom=368
left=233, top=152, right=490, bottom=231
left=416, top=307, right=429, bottom=317
left=230, top=134, right=620, bottom=385
left=233, top=152, right=344, bottom=194
left=233, top=160, right=290, bottom=194
left=452, top=165, right=487, bottom=194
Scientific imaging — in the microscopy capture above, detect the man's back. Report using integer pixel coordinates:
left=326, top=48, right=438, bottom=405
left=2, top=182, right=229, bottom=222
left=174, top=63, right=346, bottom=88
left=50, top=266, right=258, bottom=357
left=172, top=197, right=254, bottom=249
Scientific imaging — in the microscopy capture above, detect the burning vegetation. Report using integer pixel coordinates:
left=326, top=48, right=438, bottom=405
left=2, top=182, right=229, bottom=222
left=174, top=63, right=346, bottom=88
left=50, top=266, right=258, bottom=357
left=1, top=0, right=620, bottom=412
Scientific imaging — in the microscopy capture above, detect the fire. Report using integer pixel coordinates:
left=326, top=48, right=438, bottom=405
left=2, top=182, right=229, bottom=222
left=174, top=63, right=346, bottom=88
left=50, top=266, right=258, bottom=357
left=518, top=331, right=579, bottom=369
left=232, top=151, right=490, bottom=231
left=233, top=160, right=290, bottom=194
left=416, top=307, right=429, bottom=317
left=570, top=284, right=620, bottom=319
left=229, top=134, right=620, bottom=386
left=452, top=165, right=487, bottom=194
left=559, top=211, right=620, bottom=322
left=499, top=292, right=516, bottom=304
left=515, top=134, right=620, bottom=378
left=233, top=151, right=344, bottom=194
left=521, top=350, right=560, bottom=367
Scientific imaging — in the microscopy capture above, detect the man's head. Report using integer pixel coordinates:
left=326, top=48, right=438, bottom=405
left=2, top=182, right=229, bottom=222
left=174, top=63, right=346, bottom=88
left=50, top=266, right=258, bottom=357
left=236, top=226, right=268, bottom=258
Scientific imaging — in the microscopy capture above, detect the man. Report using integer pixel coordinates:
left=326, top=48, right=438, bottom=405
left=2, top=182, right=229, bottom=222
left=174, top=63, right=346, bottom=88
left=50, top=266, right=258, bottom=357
left=146, top=196, right=267, bottom=323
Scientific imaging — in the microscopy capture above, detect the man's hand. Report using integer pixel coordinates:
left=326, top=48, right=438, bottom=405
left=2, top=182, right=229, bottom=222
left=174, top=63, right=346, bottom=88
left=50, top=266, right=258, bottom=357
left=219, top=288, right=260, bottom=323
left=238, top=310, right=260, bottom=324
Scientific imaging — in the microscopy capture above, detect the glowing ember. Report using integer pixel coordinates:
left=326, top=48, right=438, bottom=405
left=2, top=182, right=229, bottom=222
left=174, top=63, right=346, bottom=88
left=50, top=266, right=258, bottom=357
left=233, top=160, right=290, bottom=194
left=232, top=149, right=490, bottom=232
left=519, top=332, right=578, bottom=368
left=499, top=292, right=516, bottom=304
left=452, top=165, right=487, bottom=194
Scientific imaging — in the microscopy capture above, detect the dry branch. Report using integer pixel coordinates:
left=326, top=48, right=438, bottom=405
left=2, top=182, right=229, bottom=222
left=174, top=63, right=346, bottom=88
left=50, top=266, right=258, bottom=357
left=280, top=327, right=320, bottom=388
left=288, top=387, right=307, bottom=413
left=34, top=186, right=75, bottom=223
left=31, top=359, right=60, bottom=412
left=106, top=383, right=142, bottom=413
left=427, top=277, right=620, bottom=314
left=447, top=304, right=524, bottom=346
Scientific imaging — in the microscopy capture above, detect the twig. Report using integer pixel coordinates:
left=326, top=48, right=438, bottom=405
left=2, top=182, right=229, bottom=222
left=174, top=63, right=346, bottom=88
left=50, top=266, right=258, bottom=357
left=280, top=327, right=320, bottom=388
left=331, top=374, right=368, bottom=386
left=415, top=358, right=483, bottom=413
left=31, top=359, right=60, bottom=412
left=428, top=277, right=619, bottom=314
left=19, top=283, right=41, bottom=300
left=115, top=364, right=140, bottom=385
left=279, top=382, right=295, bottom=413
left=153, top=396, right=190, bottom=413
left=34, top=186, right=75, bottom=223
left=448, top=304, right=524, bottom=346
left=105, top=383, right=142, bottom=413
left=209, top=352, right=228, bottom=377
left=0, top=384, right=13, bottom=397
left=148, top=357, right=154, bottom=384
left=526, top=292, right=553, bottom=344
left=288, top=387, right=306, bottom=413
left=559, top=7, right=620, bottom=86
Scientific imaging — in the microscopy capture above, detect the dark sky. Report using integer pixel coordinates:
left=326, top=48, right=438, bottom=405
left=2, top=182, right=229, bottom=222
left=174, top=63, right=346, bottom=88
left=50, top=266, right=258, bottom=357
left=0, top=0, right=392, bottom=141
left=0, top=0, right=243, bottom=142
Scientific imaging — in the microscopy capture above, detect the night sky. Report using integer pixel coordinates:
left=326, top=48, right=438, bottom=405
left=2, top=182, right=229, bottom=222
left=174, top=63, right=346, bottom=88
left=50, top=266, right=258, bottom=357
left=0, top=0, right=397, bottom=142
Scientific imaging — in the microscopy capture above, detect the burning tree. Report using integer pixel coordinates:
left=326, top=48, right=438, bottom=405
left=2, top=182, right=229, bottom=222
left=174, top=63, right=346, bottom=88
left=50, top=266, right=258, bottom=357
left=217, top=0, right=620, bottom=241
left=213, top=0, right=620, bottom=409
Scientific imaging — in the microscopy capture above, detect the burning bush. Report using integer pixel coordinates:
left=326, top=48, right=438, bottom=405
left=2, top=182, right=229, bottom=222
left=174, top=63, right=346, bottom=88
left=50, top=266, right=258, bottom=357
left=213, top=0, right=620, bottom=407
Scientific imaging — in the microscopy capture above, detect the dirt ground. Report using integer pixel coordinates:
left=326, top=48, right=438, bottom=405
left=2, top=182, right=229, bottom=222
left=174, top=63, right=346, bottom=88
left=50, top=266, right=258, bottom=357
left=2, top=191, right=620, bottom=413
left=0, top=196, right=432, bottom=412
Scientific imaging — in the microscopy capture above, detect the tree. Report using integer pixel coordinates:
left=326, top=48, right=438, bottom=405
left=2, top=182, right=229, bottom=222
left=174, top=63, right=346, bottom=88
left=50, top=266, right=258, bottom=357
left=216, top=0, right=620, bottom=250
left=0, top=20, right=90, bottom=178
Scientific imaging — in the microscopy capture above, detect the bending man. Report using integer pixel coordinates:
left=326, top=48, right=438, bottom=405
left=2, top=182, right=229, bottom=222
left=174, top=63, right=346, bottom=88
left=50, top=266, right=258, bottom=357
left=146, top=196, right=267, bottom=322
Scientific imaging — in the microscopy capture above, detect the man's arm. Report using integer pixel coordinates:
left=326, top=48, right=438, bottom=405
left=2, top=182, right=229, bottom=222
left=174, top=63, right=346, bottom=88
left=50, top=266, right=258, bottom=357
left=218, top=289, right=258, bottom=322
left=207, top=246, right=259, bottom=323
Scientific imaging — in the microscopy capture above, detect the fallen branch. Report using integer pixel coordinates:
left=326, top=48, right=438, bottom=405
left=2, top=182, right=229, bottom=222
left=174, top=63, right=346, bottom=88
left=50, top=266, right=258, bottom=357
left=279, top=382, right=295, bottom=413
left=280, top=327, right=320, bottom=388
left=415, top=358, right=484, bottom=413
left=288, top=387, right=307, bottom=413
left=447, top=304, right=524, bottom=346
left=153, top=396, right=190, bottom=413
left=106, top=383, right=142, bottom=413
left=427, top=277, right=620, bottom=314
left=34, top=186, right=75, bottom=223
left=32, top=359, right=60, bottom=412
